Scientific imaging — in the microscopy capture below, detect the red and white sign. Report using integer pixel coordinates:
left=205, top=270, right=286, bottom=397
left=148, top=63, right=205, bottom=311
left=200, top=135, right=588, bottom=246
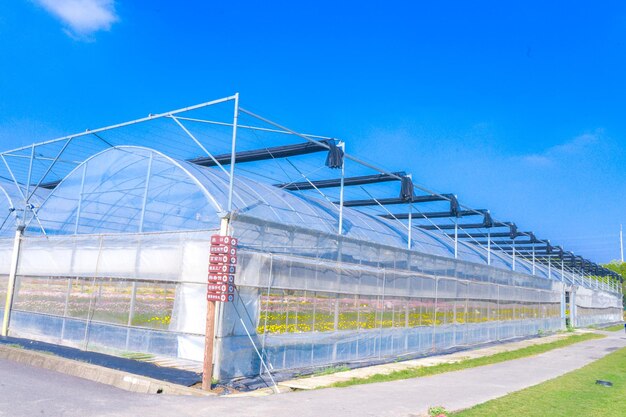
left=207, top=283, right=235, bottom=293
left=207, top=235, right=239, bottom=303
left=211, top=236, right=238, bottom=246
left=209, top=254, right=237, bottom=264
left=210, top=245, right=237, bottom=255
left=208, top=274, right=235, bottom=284
left=207, top=293, right=234, bottom=303
left=208, top=264, right=236, bottom=274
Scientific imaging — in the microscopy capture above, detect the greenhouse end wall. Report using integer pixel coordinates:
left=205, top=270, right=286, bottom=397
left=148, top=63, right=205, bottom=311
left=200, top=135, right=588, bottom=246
left=1, top=231, right=217, bottom=362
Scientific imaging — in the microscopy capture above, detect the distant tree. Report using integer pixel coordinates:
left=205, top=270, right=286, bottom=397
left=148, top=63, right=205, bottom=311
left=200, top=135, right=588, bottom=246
left=603, top=261, right=626, bottom=308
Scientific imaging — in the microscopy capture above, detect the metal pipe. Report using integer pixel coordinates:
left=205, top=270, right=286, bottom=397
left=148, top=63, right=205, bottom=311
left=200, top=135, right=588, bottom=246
left=487, top=230, right=491, bottom=266
left=171, top=116, right=332, bottom=140
left=408, top=200, right=413, bottom=250
left=170, top=116, right=230, bottom=177
left=239, top=108, right=490, bottom=217
left=512, top=239, right=516, bottom=271
left=26, top=137, right=74, bottom=202
left=138, top=153, right=154, bottom=233
left=74, top=164, right=87, bottom=234
left=337, top=141, right=346, bottom=235
left=548, top=257, right=552, bottom=280
left=24, top=145, right=35, bottom=223
left=454, top=219, right=458, bottom=259
left=227, top=93, right=239, bottom=213
left=3, top=95, right=238, bottom=155
left=1, top=226, right=24, bottom=336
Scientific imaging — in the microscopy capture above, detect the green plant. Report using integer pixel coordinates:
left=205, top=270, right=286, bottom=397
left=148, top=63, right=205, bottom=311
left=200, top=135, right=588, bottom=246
left=311, top=365, right=350, bottom=376
left=429, top=405, right=449, bottom=416
left=602, top=323, right=624, bottom=332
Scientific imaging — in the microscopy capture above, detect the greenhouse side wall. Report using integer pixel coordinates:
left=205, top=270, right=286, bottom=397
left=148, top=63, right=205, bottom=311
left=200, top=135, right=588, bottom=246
left=0, top=219, right=621, bottom=382
left=573, top=286, right=623, bottom=327
left=216, top=216, right=566, bottom=380
left=4, top=231, right=217, bottom=363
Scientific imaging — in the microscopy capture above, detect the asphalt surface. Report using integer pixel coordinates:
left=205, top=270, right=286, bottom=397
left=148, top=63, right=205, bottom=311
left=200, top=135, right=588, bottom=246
left=1, top=331, right=625, bottom=417
left=0, top=336, right=201, bottom=386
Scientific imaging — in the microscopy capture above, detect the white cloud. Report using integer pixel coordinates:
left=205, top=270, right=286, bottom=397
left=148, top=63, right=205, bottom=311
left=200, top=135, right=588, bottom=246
left=34, top=0, right=118, bottom=38
left=520, top=130, right=603, bottom=167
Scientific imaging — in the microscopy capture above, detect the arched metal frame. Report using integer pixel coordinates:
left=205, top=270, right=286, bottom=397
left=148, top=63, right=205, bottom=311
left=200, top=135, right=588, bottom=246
left=0, top=94, right=619, bottom=294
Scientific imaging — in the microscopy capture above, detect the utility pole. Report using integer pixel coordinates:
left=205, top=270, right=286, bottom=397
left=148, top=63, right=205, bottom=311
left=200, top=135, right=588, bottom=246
left=619, top=224, right=624, bottom=263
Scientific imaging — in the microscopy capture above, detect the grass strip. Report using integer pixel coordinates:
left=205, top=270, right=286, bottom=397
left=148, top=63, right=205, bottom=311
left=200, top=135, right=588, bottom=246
left=331, top=333, right=604, bottom=388
left=451, top=344, right=626, bottom=417
left=602, top=323, right=624, bottom=332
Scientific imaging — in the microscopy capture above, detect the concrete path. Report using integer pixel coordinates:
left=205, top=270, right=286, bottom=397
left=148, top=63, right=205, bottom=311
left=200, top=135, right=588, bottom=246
left=1, top=330, right=624, bottom=417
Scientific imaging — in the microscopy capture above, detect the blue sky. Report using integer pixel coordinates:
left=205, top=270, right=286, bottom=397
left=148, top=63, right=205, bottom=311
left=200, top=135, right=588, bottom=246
left=1, top=1, right=625, bottom=262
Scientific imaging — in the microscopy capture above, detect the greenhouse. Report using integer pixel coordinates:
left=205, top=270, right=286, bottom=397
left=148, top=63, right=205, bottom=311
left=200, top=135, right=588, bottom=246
left=0, top=95, right=622, bottom=383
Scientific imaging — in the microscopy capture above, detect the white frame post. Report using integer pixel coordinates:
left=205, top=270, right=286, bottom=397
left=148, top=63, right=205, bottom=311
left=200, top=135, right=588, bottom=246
left=337, top=141, right=346, bottom=235
left=487, top=229, right=491, bottom=266
left=512, top=239, right=516, bottom=271
left=227, top=93, right=239, bottom=213
left=407, top=200, right=413, bottom=250
left=1, top=225, right=24, bottom=336
left=454, top=218, right=458, bottom=259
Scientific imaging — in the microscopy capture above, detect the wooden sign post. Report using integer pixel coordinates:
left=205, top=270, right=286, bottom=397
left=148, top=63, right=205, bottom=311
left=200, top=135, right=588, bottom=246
left=202, top=234, right=238, bottom=390
left=202, top=299, right=217, bottom=390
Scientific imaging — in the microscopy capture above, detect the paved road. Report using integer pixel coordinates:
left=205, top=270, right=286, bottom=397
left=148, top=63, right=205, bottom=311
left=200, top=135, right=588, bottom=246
left=1, top=331, right=625, bottom=417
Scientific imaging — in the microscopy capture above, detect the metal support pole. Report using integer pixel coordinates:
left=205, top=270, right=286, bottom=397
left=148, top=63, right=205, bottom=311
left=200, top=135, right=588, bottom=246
left=560, top=283, right=566, bottom=329
left=337, top=142, right=346, bottom=235
left=454, top=219, right=458, bottom=259
left=548, top=257, right=552, bottom=280
left=619, top=224, right=624, bottom=263
left=407, top=201, right=413, bottom=250
left=532, top=246, right=536, bottom=275
left=138, top=153, right=154, bottom=233
left=60, top=278, right=72, bottom=340
left=487, top=230, right=491, bottom=266
left=24, top=145, right=35, bottom=224
left=74, top=164, right=87, bottom=234
left=1, top=225, right=24, bottom=336
left=512, top=240, right=516, bottom=271
left=571, top=291, right=576, bottom=327
left=227, top=93, right=239, bottom=212
left=125, top=281, right=137, bottom=350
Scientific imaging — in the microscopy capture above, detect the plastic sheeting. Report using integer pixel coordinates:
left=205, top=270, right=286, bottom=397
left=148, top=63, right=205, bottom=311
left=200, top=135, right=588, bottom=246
left=3, top=230, right=216, bottom=361
left=213, top=216, right=566, bottom=379
left=0, top=222, right=620, bottom=382
left=573, top=286, right=622, bottom=327
left=0, top=145, right=620, bottom=382
left=28, top=146, right=548, bottom=275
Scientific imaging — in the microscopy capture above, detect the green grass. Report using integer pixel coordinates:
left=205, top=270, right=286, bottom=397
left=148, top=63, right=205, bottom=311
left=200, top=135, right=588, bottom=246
left=310, top=365, right=350, bottom=377
left=330, top=333, right=604, bottom=388
left=451, top=345, right=626, bottom=417
left=120, top=352, right=155, bottom=361
left=602, top=323, right=625, bottom=332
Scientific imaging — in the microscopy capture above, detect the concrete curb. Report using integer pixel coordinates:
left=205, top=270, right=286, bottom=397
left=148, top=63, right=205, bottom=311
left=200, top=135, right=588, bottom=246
left=0, top=345, right=214, bottom=397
